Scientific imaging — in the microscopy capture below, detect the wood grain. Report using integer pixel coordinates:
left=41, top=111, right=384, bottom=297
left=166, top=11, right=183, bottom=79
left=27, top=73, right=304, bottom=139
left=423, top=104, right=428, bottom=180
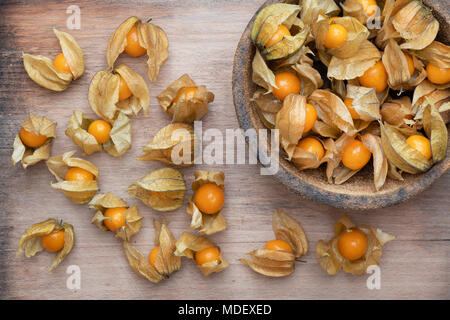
left=0, top=0, right=449, bottom=300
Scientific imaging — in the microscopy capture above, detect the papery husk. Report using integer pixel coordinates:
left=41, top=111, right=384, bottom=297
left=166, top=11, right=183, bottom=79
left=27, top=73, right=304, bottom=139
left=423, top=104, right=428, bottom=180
left=252, top=49, right=277, bottom=93
left=380, top=97, right=417, bottom=135
left=380, top=122, right=431, bottom=173
left=66, top=110, right=131, bottom=157
left=387, top=159, right=404, bottom=180
left=157, top=74, right=214, bottom=123
left=122, top=241, right=165, bottom=283
left=137, top=123, right=197, bottom=166
left=252, top=89, right=282, bottom=129
left=309, top=89, right=357, bottom=135
left=413, top=41, right=450, bottom=69
left=174, top=232, right=229, bottom=276
left=361, top=133, right=388, bottom=191
left=300, top=0, right=340, bottom=26
left=251, top=3, right=308, bottom=61
left=291, top=59, right=324, bottom=96
left=12, top=114, right=56, bottom=169
left=46, top=150, right=99, bottom=204
left=89, top=193, right=142, bottom=241
left=103, top=111, right=132, bottom=157
left=341, top=0, right=380, bottom=26
left=65, top=110, right=103, bottom=155
left=127, top=167, right=186, bottom=211
left=240, top=209, right=307, bottom=277
left=324, top=133, right=356, bottom=183
left=316, top=215, right=395, bottom=275
left=276, top=94, right=307, bottom=145
left=346, top=84, right=381, bottom=121
left=382, top=39, right=427, bottom=90
left=391, top=0, right=438, bottom=50
left=88, top=65, right=149, bottom=122
left=53, top=29, right=84, bottom=79
left=412, top=81, right=450, bottom=120
left=289, top=137, right=335, bottom=170
left=422, top=103, right=448, bottom=163
left=187, top=171, right=226, bottom=235
left=327, top=40, right=381, bottom=80
left=312, top=120, right=341, bottom=139
left=240, top=249, right=295, bottom=277
left=106, top=16, right=168, bottom=82
left=314, top=16, right=369, bottom=59
left=17, top=218, right=75, bottom=273
left=122, top=220, right=180, bottom=283
left=22, top=29, right=83, bottom=91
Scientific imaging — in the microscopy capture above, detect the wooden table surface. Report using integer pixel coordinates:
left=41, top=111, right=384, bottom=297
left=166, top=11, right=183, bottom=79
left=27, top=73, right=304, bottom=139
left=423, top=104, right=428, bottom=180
left=0, top=0, right=448, bottom=300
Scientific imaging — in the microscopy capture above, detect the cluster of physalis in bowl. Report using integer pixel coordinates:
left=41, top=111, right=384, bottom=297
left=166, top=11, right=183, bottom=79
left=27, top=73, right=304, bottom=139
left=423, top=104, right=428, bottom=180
left=14, top=6, right=401, bottom=282
left=251, top=0, right=448, bottom=191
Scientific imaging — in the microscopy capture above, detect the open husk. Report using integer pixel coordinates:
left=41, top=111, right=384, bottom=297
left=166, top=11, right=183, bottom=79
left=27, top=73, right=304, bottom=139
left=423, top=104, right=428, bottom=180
left=317, top=215, right=395, bottom=275
left=313, top=16, right=369, bottom=60
left=361, top=133, right=388, bottom=191
left=422, top=103, right=448, bottom=163
left=251, top=3, right=309, bottom=61
left=252, top=89, right=282, bottom=129
left=345, top=84, right=381, bottom=122
left=380, top=96, right=417, bottom=135
left=300, top=0, right=340, bottom=26
left=106, top=16, right=169, bottom=82
left=157, top=74, right=214, bottom=123
left=309, top=89, right=357, bottom=135
left=122, top=220, right=181, bottom=283
left=127, top=167, right=186, bottom=211
left=137, top=123, right=197, bottom=166
left=17, top=218, right=75, bottom=273
left=327, top=40, right=381, bottom=80
left=240, top=209, right=307, bottom=277
left=174, top=232, right=229, bottom=276
left=412, top=80, right=450, bottom=121
left=275, top=94, right=308, bottom=146
left=89, top=193, right=142, bottom=241
left=186, top=171, right=226, bottom=235
left=65, top=110, right=131, bottom=157
left=88, top=64, right=149, bottom=122
left=412, top=41, right=450, bottom=69
left=23, top=29, right=84, bottom=91
left=12, top=114, right=56, bottom=168
left=46, top=150, right=99, bottom=204
left=382, top=39, right=426, bottom=90
left=380, top=122, right=431, bottom=174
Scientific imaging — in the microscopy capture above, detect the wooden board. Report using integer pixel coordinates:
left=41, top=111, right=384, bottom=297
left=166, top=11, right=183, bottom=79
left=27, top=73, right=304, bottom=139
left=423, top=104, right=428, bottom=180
left=0, top=0, right=449, bottom=300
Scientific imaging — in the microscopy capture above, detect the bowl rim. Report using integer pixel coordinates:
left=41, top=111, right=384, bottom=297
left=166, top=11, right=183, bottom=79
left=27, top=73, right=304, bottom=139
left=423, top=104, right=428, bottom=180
left=232, top=0, right=450, bottom=210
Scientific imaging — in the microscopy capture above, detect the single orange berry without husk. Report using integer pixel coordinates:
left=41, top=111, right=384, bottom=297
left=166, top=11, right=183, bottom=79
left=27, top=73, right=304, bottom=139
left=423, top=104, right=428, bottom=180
left=118, top=76, right=132, bottom=101
left=265, top=239, right=293, bottom=252
left=338, top=229, right=368, bottom=261
left=88, top=120, right=112, bottom=144
left=194, top=183, right=224, bottom=215
left=342, top=139, right=371, bottom=170
left=357, top=0, right=378, bottom=17
left=272, top=72, right=301, bottom=101
left=148, top=246, right=160, bottom=269
left=304, top=103, right=317, bottom=133
left=65, top=167, right=95, bottom=181
left=54, top=53, right=71, bottom=73
left=265, top=24, right=291, bottom=48
left=343, top=97, right=360, bottom=120
left=19, top=127, right=47, bottom=148
left=103, top=207, right=127, bottom=232
left=124, top=26, right=147, bottom=57
left=406, top=135, right=431, bottom=160
left=426, top=63, right=450, bottom=85
left=195, top=247, right=221, bottom=265
left=173, top=87, right=198, bottom=103
left=297, top=137, right=325, bottom=160
left=323, top=23, right=347, bottom=49
left=41, top=230, right=65, bottom=252
left=358, top=61, right=388, bottom=93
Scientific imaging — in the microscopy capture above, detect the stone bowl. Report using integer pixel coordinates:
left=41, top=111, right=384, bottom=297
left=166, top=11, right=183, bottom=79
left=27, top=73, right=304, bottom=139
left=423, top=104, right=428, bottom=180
left=232, top=0, right=449, bottom=209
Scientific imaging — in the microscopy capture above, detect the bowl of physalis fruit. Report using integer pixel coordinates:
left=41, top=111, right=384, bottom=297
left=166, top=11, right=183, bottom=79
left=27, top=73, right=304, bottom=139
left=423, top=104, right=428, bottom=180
left=232, top=0, right=450, bottom=209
